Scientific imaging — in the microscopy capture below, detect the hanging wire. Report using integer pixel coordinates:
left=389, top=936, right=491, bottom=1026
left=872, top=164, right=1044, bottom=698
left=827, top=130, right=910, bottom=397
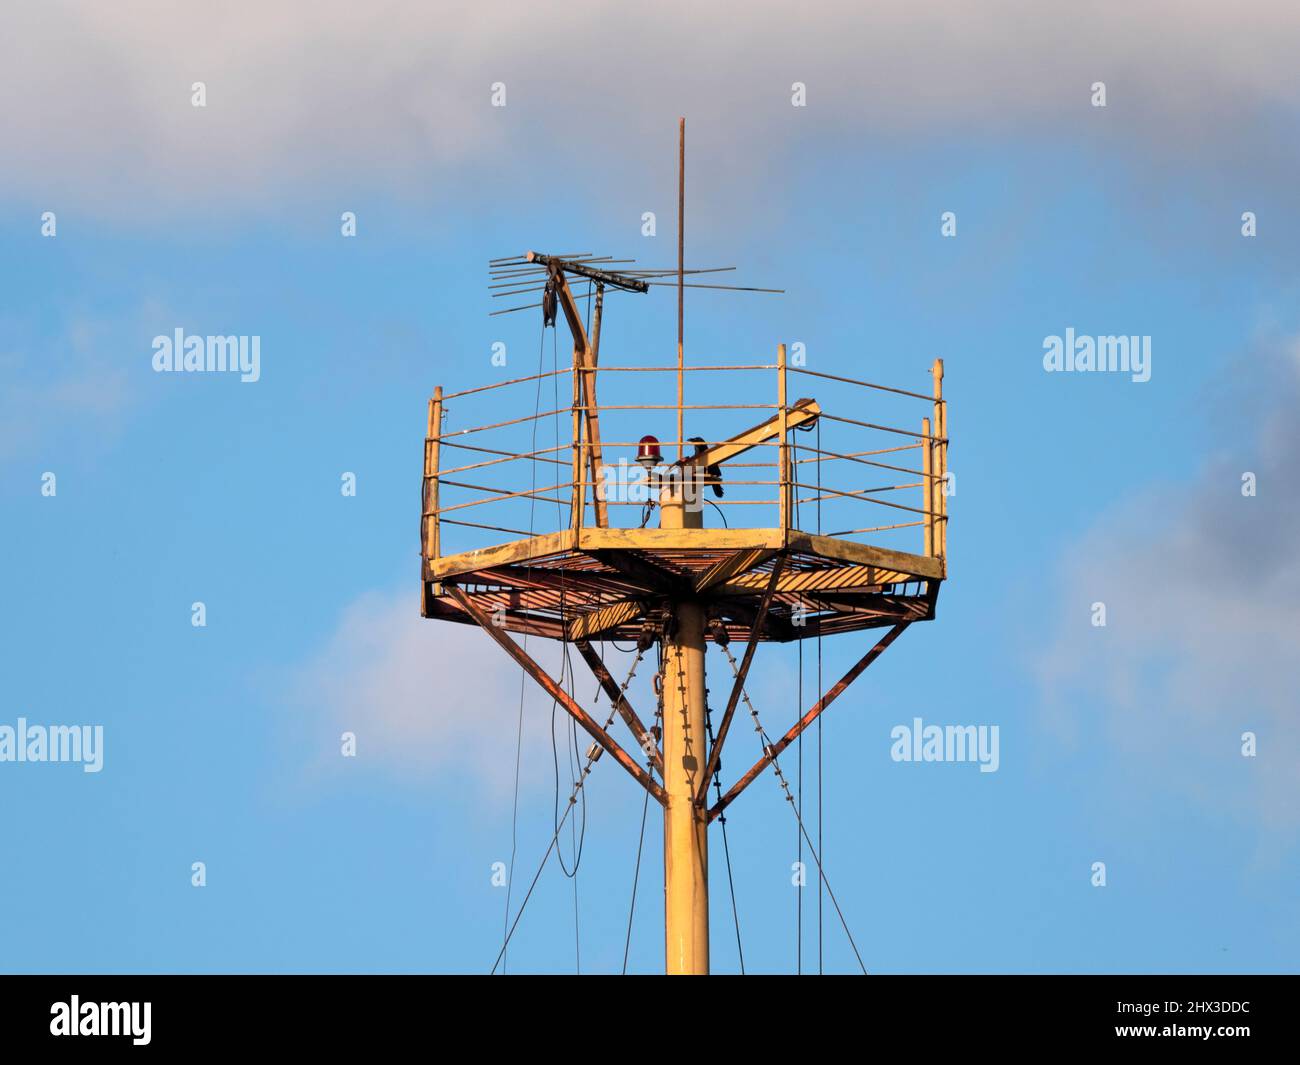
left=816, top=416, right=825, bottom=974
left=492, top=646, right=647, bottom=974
left=794, top=430, right=803, bottom=975
left=504, top=676, right=525, bottom=974
left=623, top=641, right=663, bottom=974
left=797, top=635, right=803, bottom=974
left=541, top=317, right=585, bottom=970
left=718, top=642, right=868, bottom=973
left=622, top=787, right=651, bottom=975
left=545, top=641, right=586, bottom=973
left=704, top=678, right=745, bottom=972
left=499, top=310, right=551, bottom=972
left=569, top=641, right=583, bottom=975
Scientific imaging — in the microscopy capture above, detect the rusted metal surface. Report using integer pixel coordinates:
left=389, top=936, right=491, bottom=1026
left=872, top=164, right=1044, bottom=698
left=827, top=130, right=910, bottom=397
left=425, top=535, right=936, bottom=645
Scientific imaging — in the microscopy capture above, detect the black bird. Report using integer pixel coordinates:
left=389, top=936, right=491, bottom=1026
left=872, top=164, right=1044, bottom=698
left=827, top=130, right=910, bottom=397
left=688, top=436, right=724, bottom=497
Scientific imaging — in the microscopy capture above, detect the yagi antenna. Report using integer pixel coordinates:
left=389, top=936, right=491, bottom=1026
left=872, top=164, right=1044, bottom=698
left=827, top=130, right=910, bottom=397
left=485, top=256, right=784, bottom=316
left=524, top=252, right=649, bottom=293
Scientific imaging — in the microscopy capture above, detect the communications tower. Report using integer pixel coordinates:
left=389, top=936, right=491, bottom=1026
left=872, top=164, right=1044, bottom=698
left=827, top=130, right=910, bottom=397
left=420, top=122, right=949, bottom=974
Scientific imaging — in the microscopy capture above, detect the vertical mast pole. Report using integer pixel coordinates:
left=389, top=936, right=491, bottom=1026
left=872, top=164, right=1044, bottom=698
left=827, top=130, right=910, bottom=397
left=663, top=599, right=709, bottom=974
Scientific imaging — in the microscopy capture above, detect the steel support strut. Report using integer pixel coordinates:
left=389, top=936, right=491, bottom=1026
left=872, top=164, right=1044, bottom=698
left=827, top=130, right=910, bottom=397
left=708, top=622, right=910, bottom=821
left=446, top=585, right=666, bottom=804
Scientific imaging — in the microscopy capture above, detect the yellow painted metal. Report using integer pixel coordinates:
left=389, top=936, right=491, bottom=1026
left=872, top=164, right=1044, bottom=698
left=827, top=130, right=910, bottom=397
left=659, top=476, right=703, bottom=530
left=932, top=358, right=946, bottom=559
left=662, top=600, right=709, bottom=974
left=429, top=527, right=944, bottom=582
left=778, top=343, right=789, bottom=533
left=571, top=343, right=585, bottom=531
left=717, top=561, right=908, bottom=594
left=922, top=415, right=933, bottom=556
left=693, top=548, right=776, bottom=593
left=566, top=597, right=645, bottom=641
left=424, top=387, right=443, bottom=591
left=689, top=401, right=820, bottom=470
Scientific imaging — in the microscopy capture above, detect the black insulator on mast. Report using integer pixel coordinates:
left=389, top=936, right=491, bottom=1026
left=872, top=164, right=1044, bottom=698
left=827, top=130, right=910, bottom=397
left=541, top=277, right=557, bottom=328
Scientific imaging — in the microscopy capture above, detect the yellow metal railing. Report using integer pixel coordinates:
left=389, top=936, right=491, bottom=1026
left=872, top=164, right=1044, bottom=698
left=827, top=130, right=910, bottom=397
left=421, top=350, right=948, bottom=567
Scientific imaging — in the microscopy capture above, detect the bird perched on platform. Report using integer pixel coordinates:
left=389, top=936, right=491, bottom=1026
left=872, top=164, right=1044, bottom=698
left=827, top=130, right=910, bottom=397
left=688, top=436, right=724, bottom=497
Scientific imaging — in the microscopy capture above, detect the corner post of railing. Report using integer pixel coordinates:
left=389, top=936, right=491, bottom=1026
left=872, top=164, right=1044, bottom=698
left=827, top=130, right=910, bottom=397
left=931, top=358, right=946, bottom=560
left=921, top=415, right=933, bottom=556
left=570, top=353, right=585, bottom=531
left=423, top=385, right=443, bottom=592
left=778, top=343, right=790, bottom=536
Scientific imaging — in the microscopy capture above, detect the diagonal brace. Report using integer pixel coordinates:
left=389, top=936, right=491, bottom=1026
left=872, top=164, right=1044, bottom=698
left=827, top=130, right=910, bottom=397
left=694, top=548, right=776, bottom=594
left=446, top=585, right=666, bottom=805
left=707, top=621, right=909, bottom=821
left=695, top=556, right=786, bottom=804
left=554, top=273, right=608, bottom=528
left=573, top=638, right=663, bottom=777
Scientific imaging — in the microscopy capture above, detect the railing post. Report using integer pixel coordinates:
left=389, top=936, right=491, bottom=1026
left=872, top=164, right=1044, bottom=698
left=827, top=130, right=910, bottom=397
left=571, top=356, right=585, bottom=531
left=778, top=343, right=790, bottom=535
left=424, top=386, right=443, bottom=592
left=931, top=358, right=946, bottom=560
left=921, top=415, right=933, bottom=556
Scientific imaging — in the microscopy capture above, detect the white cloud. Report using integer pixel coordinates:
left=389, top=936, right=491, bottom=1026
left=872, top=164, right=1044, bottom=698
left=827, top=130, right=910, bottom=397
left=5, top=1, right=1300, bottom=216
left=282, top=586, right=644, bottom=804
left=1035, top=333, right=1300, bottom=841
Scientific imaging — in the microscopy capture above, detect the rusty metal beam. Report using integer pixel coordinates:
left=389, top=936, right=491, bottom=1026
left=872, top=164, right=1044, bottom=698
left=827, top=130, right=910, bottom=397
left=554, top=273, right=608, bottom=528
left=712, top=597, right=796, bottom=642
left=426, top=593, right=567, bottom=639
left=693, top=547, right=775, bottom=593
left=708, top=621, right=909, bottom=821
left=476, top=564, right=633, bottom=599
left=716, top=562, right=900, bottom=596
left=567, top=597, right=646, bottom=641
left=695, top=557, right=786, bottom=804
left=801, top=592, right=930, bottom=621
left=553, top=269, right=590, bottom=352
left=695, top=397, right=821, bottom=469
left=446, top=585, right=665, bottom=804
left=765, top=610, right=906, bottom=640
left=573, top=639, right=663, bottom=777
left=588, top=549, right=689, bottom=596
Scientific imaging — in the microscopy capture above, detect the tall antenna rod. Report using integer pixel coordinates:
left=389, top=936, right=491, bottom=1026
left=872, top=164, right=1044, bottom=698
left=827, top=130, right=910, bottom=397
left=677, top=116, right=685, bottom=461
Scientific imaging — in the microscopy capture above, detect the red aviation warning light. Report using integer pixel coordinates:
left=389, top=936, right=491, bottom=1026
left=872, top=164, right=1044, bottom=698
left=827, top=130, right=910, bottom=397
left=636, top=435, right=662, bottom=469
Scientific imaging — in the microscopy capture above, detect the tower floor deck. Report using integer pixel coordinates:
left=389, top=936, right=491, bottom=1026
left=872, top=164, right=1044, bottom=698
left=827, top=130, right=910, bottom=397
left=423, top=527, right=944, bottom=643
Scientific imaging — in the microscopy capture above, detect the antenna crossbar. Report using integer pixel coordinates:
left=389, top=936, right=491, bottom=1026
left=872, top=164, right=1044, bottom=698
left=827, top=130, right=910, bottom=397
left=525, top=251, right=650, bottom=293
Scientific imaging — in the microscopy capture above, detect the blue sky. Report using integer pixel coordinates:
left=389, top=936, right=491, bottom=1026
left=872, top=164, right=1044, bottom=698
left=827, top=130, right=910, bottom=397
left=2, top=2, right=1298, bottom=974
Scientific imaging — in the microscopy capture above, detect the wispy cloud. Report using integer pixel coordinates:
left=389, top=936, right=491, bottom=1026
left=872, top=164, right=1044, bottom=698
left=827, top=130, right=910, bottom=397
left=1035, top=332, right=1300, bottom=841
left=5, top=1, right=1300, bottom=216
left=0, top=314, right=138, bottom=462
left=280, top=587, right=638, bottom=804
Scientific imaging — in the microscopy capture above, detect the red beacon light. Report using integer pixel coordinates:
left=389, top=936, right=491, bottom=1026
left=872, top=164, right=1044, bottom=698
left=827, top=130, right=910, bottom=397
left=636, top=435, right=662, bottom=469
